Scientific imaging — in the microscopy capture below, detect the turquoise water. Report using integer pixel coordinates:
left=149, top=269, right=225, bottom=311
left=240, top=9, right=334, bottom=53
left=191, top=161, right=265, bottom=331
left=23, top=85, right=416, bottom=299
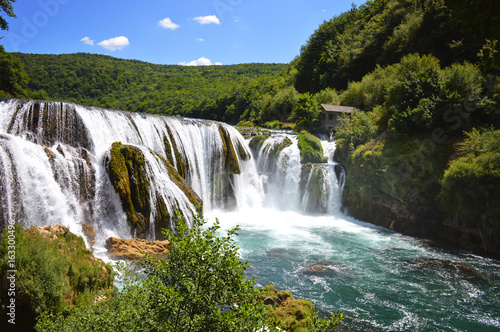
left=208, top=208, right=500, bottom=331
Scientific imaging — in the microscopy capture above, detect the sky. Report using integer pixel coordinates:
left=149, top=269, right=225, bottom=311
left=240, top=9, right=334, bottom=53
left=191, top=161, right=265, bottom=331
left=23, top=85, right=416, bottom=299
left=1, top=0, right=363, bottom=66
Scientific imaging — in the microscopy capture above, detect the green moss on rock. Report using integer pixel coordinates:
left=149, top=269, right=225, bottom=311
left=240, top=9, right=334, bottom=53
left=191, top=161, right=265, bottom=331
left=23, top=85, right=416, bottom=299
left=249, top=134, right=270, bottom=155
left=297, top=131, right=327, bottom=164
left=106, top=141, right=203, bottom=240
left=261, top=284, right=333, bottom=332
left=163, top=124, right=189, bottom=179
left=218, top=124, right=242, bottom=174
left=107, top=142, right=150, bottom=238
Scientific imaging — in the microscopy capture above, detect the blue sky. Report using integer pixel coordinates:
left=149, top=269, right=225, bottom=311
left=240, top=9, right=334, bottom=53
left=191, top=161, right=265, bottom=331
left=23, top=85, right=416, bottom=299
left=1, top=0, right=362, bottom=65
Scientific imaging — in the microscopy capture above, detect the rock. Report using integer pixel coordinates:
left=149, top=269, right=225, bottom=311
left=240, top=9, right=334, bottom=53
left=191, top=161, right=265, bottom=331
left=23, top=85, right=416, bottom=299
left=105, top=237, right=170, bottom=260
left=82, top=223, right=96, bottom=247
left=299, top=260, right=346, bottom=277
left=106, top=141, right=203, bottom=239
left=35, top=223, right=70, bottom=239
left=408, top=258, right=486, bottom=279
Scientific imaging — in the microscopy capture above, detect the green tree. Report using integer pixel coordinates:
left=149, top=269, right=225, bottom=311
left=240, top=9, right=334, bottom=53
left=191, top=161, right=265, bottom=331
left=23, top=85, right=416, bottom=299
left=0, top=0, right=16, bottom=31
left=289, top=93, right=320, bottom=132
left=0, top=44, right=28, bottom=97
left=140, top=213, right=268, bottom=332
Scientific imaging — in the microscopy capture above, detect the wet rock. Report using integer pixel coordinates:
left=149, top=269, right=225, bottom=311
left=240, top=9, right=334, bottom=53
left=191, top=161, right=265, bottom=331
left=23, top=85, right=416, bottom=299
left=82, top=223, right=96, bottom=248
left=408, top=257, right=485, bottom=279
left=299, top=260, right=346, bottom=277
left=105, top=237, right=170, bottom=260
left=106, top=141, right=202, bottom=239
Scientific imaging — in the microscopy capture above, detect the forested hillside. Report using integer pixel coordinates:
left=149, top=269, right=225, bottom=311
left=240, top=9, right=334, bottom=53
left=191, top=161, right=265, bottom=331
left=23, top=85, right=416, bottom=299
left=13, top=52, right=287, bottom=123
left=293, top=0, right=497, bottom=93
left=295, top=0, right=500, bottom=256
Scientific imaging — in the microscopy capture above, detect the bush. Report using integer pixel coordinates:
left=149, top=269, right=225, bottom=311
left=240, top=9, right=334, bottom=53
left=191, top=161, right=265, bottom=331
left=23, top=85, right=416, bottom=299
left=0, top=225, right=114, bottom=330
left=335, top=109, right=379, bottom=158
left=340, top=53, right=495, bottom=136
left=264, top=120, right=282, bottom=129
left=441, top=128, right=500, bottom=229
left=236, top=120, right=256, bottom=128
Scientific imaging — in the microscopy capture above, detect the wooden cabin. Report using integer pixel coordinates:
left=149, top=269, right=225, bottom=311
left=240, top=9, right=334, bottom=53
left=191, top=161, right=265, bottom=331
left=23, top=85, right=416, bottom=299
left=319, top=104, right=354, bottom=133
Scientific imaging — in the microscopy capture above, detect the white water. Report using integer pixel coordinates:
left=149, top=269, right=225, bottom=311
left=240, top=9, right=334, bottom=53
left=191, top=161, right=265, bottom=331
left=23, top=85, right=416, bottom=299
left=206, top=135, right=500, bottom=331
left=0, top=99, right=248, bottom=247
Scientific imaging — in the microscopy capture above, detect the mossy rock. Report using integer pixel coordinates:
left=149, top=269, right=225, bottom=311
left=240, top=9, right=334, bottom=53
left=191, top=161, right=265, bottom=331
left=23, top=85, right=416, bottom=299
left=261, top=285, right=317, bottom=332
left=106, top=141, right=203, bottom=240
left=249, top=134, right=270, bottom=155
left=218, top=124, right=243, bottom=174
left=408, top=257, right=486, bottom=279
left=297, top=131, right=327, bottom=164
left=107, top=142, right=150, bottom=238
left=154, top=152, right=203, bottom=226
left=163, top=123, right=189, bottom=179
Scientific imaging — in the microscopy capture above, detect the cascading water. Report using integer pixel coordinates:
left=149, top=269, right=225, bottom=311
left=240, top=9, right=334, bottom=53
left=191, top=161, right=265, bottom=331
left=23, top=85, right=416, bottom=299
left=212, top=133, right=500, bottom=331
left=0, top=99, right=248, bottom=243
left=1, top=98, right=499, bottom=331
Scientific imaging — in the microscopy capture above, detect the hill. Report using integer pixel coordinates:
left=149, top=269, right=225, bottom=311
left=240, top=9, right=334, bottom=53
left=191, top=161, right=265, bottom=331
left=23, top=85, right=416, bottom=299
left=13, top=52, right=287, bottom=123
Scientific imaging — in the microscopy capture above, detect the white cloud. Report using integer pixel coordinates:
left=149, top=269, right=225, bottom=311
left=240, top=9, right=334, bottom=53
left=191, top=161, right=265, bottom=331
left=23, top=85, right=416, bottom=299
left=81, top=36, right=94, bottom=45
left=193, top=15, right=220, bottom=25
left=179, top=57, right=222, bottom=66
left=159, top=17, right=180, bottom=30
left=97, top=36, right=130, bottom=51
left=196, top=38, right=205, bottom=42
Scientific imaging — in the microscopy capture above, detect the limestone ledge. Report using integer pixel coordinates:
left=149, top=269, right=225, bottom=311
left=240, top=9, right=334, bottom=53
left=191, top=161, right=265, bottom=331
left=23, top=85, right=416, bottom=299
left=105, top=237, right=170, bottom=260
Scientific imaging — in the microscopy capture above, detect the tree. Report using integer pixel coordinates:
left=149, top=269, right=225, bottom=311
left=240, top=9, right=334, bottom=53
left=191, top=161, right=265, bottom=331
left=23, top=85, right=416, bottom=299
left=0, top=0, right=16, bottom=31
left=0, top=44, right=28, bottom=97
left=0, top=0, right=28, bottom=97
left=288, top=93, right=321, bottom=132
left=140, top=213, right=268, bottom=332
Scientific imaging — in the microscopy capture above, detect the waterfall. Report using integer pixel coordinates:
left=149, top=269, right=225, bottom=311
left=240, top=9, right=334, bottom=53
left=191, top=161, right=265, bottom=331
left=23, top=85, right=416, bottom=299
left=248, top=133, right=345, bottom=214
left=0, top=99, right=249, bottom=241
left=0, top=98, right=344, bottom=245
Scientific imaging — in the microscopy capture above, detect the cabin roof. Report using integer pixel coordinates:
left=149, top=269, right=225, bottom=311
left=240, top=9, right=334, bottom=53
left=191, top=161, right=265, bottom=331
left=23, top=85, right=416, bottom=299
left=320, top=104, right=354, bottom=113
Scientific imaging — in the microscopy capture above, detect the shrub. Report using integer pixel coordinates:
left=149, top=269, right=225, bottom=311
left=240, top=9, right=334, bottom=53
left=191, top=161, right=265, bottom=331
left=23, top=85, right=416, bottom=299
left=0, top=225, right=114, bottom=330
left=264, top=120, right=282, bottom=129
left=441, top=128, right=500, bottom=229
left=236, top=120, right=256, bottom=128
left=335, top=109, right=379, bottom=157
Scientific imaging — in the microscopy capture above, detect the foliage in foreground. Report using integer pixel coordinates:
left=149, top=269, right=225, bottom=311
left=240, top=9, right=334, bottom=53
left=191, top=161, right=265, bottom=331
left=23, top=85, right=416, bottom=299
left=36, top=214, right=343, bottom=331
left=0, top=224, right=114, bottom=330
